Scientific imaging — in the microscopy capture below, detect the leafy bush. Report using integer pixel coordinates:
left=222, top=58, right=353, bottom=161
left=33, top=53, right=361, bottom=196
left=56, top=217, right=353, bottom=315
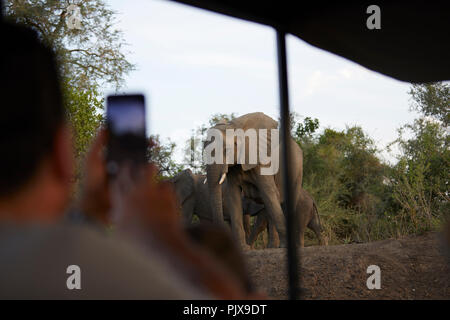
left=295, top=83, right=449, bottom=246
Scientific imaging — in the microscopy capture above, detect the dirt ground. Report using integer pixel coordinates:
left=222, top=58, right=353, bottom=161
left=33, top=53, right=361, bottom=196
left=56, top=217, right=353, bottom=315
left=244, top=232, right=450, bottom=299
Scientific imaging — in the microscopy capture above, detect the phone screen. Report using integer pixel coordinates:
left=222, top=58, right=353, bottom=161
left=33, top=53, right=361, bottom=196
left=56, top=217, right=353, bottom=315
left=106, top=94, right=147, bottom=176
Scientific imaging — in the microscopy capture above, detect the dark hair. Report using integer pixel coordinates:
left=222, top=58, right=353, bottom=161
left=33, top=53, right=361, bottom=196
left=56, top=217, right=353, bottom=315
left=0, top=22, right=66, bottom=196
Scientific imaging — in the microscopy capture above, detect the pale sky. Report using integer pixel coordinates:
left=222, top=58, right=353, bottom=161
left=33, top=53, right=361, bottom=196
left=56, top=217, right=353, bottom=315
left=106, top=0, right=417, bottom=164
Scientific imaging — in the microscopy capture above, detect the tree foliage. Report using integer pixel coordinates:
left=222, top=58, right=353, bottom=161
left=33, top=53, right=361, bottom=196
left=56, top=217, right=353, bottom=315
left=5, top=0, right=136, bottom=173
left=389, top=82, right=450, bottom=228
left=408, top=82, right=449, bottom=127
left=63, top=78, right=103, bottom=182
left=4, top=0, right=135, bottom=90
left=183, top=113, right=237, bottom=174
left=63, top=79, right=103, bottom=159
left=148, top=135, right=184, bottom=178
left=292, top=115, right=319, bottom=143
left=300, top=125, right=386, bottom=214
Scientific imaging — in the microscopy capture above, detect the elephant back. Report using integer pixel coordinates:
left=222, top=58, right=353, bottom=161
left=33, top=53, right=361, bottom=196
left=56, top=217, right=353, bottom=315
left=230, top=112, right=278, bottom=131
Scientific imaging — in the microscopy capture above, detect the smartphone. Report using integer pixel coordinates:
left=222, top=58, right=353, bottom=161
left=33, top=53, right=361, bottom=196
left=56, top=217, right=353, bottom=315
left=106, top=94, right=147, bottom=176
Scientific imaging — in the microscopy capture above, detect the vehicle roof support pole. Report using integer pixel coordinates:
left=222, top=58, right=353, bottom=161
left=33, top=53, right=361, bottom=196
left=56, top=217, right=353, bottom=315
left=276, top=29, right=300, bottom=300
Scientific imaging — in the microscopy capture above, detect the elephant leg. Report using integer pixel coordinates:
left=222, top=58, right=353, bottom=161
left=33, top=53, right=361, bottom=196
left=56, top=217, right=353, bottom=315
left=298, top=229, right=305, bottom=248
left=224, top=181, right=249, bottom=250
left=298, top=208, right=311, bottom=248
left=247, top=212, right=268, bottom=247
left=255, top=175, right=287, bottom=247
left=297, top=209, right=306, bottom=248
left=308, top=210, right=327, bottom=245
left=243, top=214, right=251, bottom=241
left=266, top=212, right=280, bottom=248
left=253, top=209, right=280, bottom=248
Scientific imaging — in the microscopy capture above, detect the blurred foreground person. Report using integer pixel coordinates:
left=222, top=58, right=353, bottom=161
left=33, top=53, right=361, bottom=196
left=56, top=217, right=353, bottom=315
left=0, top=22, right=253, bottom=299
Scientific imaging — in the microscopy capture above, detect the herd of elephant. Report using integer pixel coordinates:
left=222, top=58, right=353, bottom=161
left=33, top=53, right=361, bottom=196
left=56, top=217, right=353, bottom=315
left=170, top=112, right=327, bottom=249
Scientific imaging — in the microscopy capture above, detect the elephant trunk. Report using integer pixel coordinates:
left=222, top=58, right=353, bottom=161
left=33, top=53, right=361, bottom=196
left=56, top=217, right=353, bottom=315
left=206, top=164, right=226, bottom=223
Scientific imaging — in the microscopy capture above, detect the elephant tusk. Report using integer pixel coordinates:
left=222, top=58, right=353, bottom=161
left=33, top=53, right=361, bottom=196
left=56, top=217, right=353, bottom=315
left=203, top=178, right=207, bottom=184
left=219, top=173, right=226, bottom=185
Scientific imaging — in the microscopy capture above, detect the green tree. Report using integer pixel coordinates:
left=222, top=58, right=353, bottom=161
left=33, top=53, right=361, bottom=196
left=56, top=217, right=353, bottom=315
left=301, top=126, right=385, bottom=212
left=64, top=79, right=103, bottom=159
left=208, top=113, right=237, bottom=127
left=183, top=113, right=237, bottom=174
left=183, top=129, right=205, bottom=174
left=5, top=0, right=136, bottom=173
left=292, top=115, right=320, bottom=145
left=390, top=82, right=449, bottom=230
left=285, top=117, right=391, bottom=243
left=408, top=82, right=449, bottom=127
left=148, top=135, right=184, bottom=178
left=64, top=79, right=103, bottom=182
left=4, top=0, right=135, bottom=90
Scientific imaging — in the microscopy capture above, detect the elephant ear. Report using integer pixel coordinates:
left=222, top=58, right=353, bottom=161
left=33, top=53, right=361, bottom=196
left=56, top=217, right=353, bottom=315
left=172, top=169, right=195, bottom=204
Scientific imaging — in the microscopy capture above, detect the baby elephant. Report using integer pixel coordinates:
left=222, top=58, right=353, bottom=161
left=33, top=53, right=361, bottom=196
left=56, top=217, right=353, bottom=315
left=247, top=189, right=326, bottom=248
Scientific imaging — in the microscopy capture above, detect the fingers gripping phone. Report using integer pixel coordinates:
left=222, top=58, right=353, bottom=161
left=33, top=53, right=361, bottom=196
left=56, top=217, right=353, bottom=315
left=106, top=94, right=147, bottom=177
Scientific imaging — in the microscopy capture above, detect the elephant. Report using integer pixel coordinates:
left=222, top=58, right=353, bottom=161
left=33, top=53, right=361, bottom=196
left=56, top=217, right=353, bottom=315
left=247, top=189, right=327, bottom=248
left=169, top=169, right=212, bottom=226
left=170, top=169, right=279, bottom=245
left=204, top=112, right=304, bottom=249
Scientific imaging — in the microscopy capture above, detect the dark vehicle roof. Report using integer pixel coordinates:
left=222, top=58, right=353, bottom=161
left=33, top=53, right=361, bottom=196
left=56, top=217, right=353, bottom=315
left=172, top=0, right=450, bottom=83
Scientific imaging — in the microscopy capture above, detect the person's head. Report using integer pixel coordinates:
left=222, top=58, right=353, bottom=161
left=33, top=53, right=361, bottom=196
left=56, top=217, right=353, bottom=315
left=0, top=23, right=74, bottom=221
